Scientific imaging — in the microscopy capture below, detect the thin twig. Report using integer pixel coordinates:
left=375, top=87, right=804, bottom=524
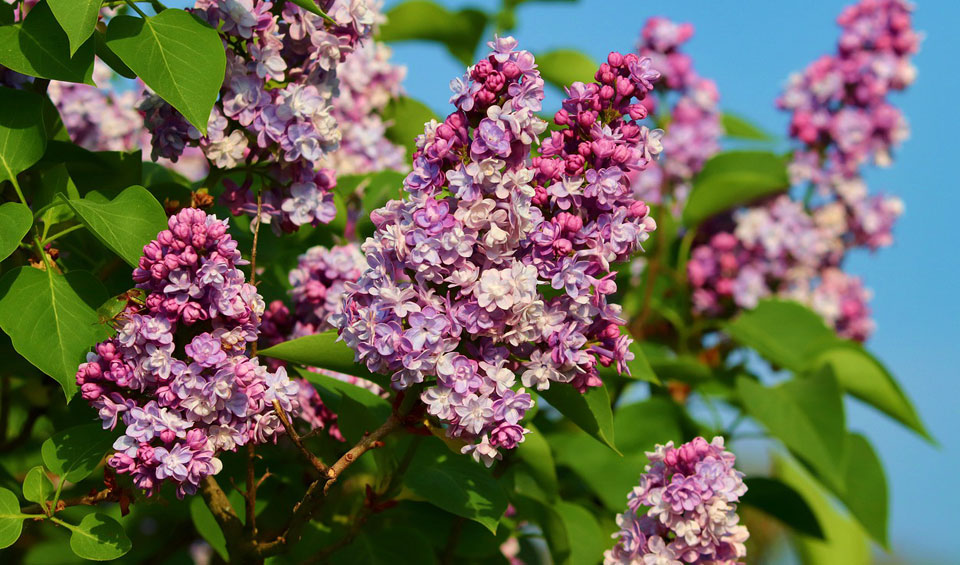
left=323, top=413, right=401, bottom=494
left=21, top=487, right=114, bottom=515
left=243, top=191, right=264, bottom=538
left=273, top=400, right=329, bottom=474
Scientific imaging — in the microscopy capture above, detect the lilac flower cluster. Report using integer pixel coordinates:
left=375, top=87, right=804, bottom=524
left=605, top=437, right=748, bottom=565
left=75, top=209, right=301, bottom=497
left=288, top=244, right=367, bottom=336
left=334, top=37, right=661, bottom=465
left=141, top=0, right=378, bottom=232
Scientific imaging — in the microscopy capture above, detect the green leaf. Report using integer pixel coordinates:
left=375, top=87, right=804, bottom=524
left=36, top=165, right=81, bottom=227
left=381, top=96, right=438, bottom=163
left=536, top=49, right=598, bottom=91
left=514, top=424, right=558, bottom=503
left=596, top=340, right=660, bottom=385
left=775, top=454, right=871, bottom=565
left=404, top=438, right=508, bottom=533
left=298, top=368, right=390, bottom=444
left=22, top=466, right=54, bottom=506
left=0, top=1, right=95, bottom=84
left=0, top=3, right=13, bottom=26
left=837, top=433, right=888, bottom=548
left=287, top=0, right=332, bottom=20
left=648, top=355, right=712, bottom=384
left=0, top=487, right=26, bottom=549
left=260, top=330, right=391, bottom=390
left=736, top=368, right=846, bottom=491
left=553, top=501, right=606, bottom=565
left=41, top=423, right=116, bottom=483
left=0, top=268, right=110, bottom=399
left=720, top=113, right=773, bottom=141
left=815, top=343, right=930, bottom=441
left=337, top=170, right=406, bottom=238
left=726, top=299, right=836, bottom=371
left=740, top=477, right=823, bottom=539
left=540, top=383, right=618, bottom=454
left=0, top=87, right=48, bottom=185
left=0, top=203, right=33, bottom=262
left=380, top=1, right=488, bottom=66
left=682, top=151, right=789, bottom=227
left=189, top=497, right=228, bottom=562
left=62, top=185, right=168, bottom=267
left=66, top=513, right=131, bottom=561
left=332, top=527, right=438, bottom=565
left=510, top=495, right=571, bottom=565
left=93, top=30, right=136, bottom=79
left=47, top=0, right=101, bottom=56
left=106, top=9, right=226, bottom=134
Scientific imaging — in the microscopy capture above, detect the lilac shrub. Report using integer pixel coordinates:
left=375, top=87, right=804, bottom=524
left=605, top=437, right=749, bottom=565
left=334, top=37, right=662, bottom=465
left=75, top=209, right=301, bottom=497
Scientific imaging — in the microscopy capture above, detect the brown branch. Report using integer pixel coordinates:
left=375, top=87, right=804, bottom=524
left=244, top=443, right=258, bottom=538
left=199, top=476, right=249, bottom=554
left=21, top=487, right=115, bottom=515
left=322, top=413, right=401, bottom=495
left=273, top=400, right=328, bottom=474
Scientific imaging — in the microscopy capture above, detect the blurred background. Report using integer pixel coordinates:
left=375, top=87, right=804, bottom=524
left=374, top=0, right=959, bottom=562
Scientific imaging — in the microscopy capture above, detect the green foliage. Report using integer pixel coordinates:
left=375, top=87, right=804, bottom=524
left=536, top=49, right=598, bottom=91
left=287, top=0, right=333, bottom=20
left=0, top=1, right=95, bottom=84
left=189, top=497, right=229, bottom=561
left=379, top=1, right=488, bottom=66
left=22, top=466, right=54, bottom=507
left=721, top=113, right=774, bottom=140
left=62, top=185, right=168, bottom=267
left=106, top=9, right=226, bottom=134
left=299, top=368, right=391, bottom=444
left=0, top=203, right=32, bottom=262
left=0, top=87, right=49, bottom=185
left=41, top=424, right=115, bottom=483
left=740, top=477, right=823, bottom=538
left=381, top=96, right=438, bottom=162
left=0, top=268, right=111, bottom=399
left=682, top=150, right=790, bottom=227
left=46, top=0, right=101, bottom=56
left=63, top=513, right=132, bottom=561
left=260, top=330, right=392, bottom=390
left=837, top=433, right=889, bottom=547
left=540, top=383, right=618, bottom=453
left=0, top=487, right=27, bottom=549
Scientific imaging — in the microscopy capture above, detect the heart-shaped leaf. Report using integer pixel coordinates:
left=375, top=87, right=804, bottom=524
left=22, top=466, right=54, bottom=506
left=41, top=424, right=116, bottom=483
left=106, top=9, right=225, bottom=134
left=0, top=268, right=111, bottom=399
left=63, top=185, right=168, bottom=267
left=47, top=0, right=101, bottom=56
left=66, top=512, right=132, bottom=561
left=0, top=203, right=33, bottom=262
left=0, top=487, right=27, bottom=549
left=0, top=0, right=95, bottom=84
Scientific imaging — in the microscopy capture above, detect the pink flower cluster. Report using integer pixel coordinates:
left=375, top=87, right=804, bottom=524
left=140, top=0, right=378, bottom=232
left=75, top=209, right=301, bottom=497
left=334, top=37, right=661, bottom=465
left=605, top=437, right=748, bottom=565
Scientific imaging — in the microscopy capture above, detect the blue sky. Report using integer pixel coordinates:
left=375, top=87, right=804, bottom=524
left=379, top=0, right=960, bottom=559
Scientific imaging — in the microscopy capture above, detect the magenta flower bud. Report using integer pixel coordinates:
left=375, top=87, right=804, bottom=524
left=599, top=84, right=615, bottom=100
left=554, top=108, right=570, bottom=125
left=629, top=200, right=649, bottom=218
left=475, top=89, right=496, bottom=107
left=159, top=430, right=176, bottom=444
left=564, top=154, right=585, bottom=175
left=553, top=238, right=573, bottom=255
left=628, top=104, right=648, bottom=120
left=615, top=75, right=635, bottom=97
left=81, top=382, right=103, bottom=400
left=577, top=111, right=596, bottom=128
left=472, top=59, right=493, bottom=80
left=597, top=278, right=618, bottom=295
left=501, top=61, right=521, bottom=79
left=484, top=71, right=505, bottom=92
left=607, top=51, right=624, bottom=67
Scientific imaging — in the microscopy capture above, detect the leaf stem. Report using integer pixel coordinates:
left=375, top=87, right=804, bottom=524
left=123, top=0, right=149, bottom=18
left=41, top=224, right=85, bottom=245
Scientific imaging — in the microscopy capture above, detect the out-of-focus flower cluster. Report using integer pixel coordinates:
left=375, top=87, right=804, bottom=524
left=605, top=437, right=748, bottom=565
left=139, top=0, right=378, bottom=232
left=75, top=209, right=301, bottom=497
left=334, top=36, right=662, bottom=465
left=684, top=0, right=917, bottom=341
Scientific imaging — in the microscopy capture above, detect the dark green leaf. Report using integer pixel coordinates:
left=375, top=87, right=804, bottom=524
left=93, top=30, right=136, bottom=79
left=41, top=423, right=116, bottom=482
left=0, top=487, right=26, bottom=549
left=535, top=49, right=597, bottom=91
left=510, top=495, right=571, bottom=565
left=540, top=383, right=618, bottom=454
left=721, top=113, right=773, bottom=141
left=837, top=433, right=888, bottom=548
left=36, top=165, right=81, bottom=227
left=106, top=9, right=226, bottom=134
left=736, top=368, right=846, bottom=491
left=47, top=0, right=101, bottom=56
left=648, top=355, right=712, bottom=384
left=298, top=368, right=390, bottom=444
left=741, top=477, right=823, bottom=539
left=404, top=438, right=508, bottom=533
left=0, top=1, right=95, bottom=84
left=189, top=497, right=228, bottom=561
left=0, top=3, right=13, bottom=26
left=332, top=527, right=437, bottom=565
left=726, top=298, right=836, bottom=371
left=380, top=1, right=488, bottom=66
left=338, top=170, right=406, bottom=238
left=682, top=151, right=789, bottom=227
left=287, top=0, right=332, bottom=20
left=66, top=512, right=131, bottom=561
left=381, top=96, right=438, bottom=163
left=0, top=203, right=33, bottom=262
left=22, top=466, right=54, bottom=506
left=0, top=268, right=110, bottom=399
left=0, top=87, right=48, bottom=185
left=553, top=501, right=606, bottom=565
left=62, top=185, right=168, bottom=267
left=260, top=330, right=391, bottom=390
left=514, top=423, right=557, bottom=502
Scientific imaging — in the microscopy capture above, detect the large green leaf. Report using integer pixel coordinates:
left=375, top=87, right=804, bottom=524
left=540, top=383, right=618, bottom=454
left=0, top=87, right=48, bottom=185
left=726, top=299, right=836, bottom=371
left=260, top=330, right=391, bottom=390
left=47, top=0, right=101, bottom=56
left=189, top=497, right=228, bottom=562
left=298, top=368, right=391, bottom=444
left=379, top=1, right=488, bottom=66
left=22, top=466, right=54, bottom=506
left=775, top=454, right=870, bottom=565
left=94, top=29, right=136, bottom=79
left=682, top=151, right=789, bottom=227
left=404, top=438, right=508, bottom=533
left=0, top=487, right=27, bottom=549
left=514, top=424, right=558, bottom=503
left=106, top=9, right=226, bottom=134
left=553, top=501, right=606, bottom=565
left=740, top=477, right=823, bottom=539
left=0, top=268, right=110, bottom=399
left=736, top=368, right=846, bottom=491
left=536, top=49, right=598, bottom=91
left=0, top=203, right=32, bottom=262
left=35, top=165, right=81, bottom=227
left=0, top=1, right=95, bottom=84
left=41, top=424, right=116, bottom=483
left=66, top=513, right=132, bottom=561
left=63, top=185, right=168, bottom=267
left=381, top=96, right=438, bottom=163
left=837, top=433, right=888, bottom=548
left=721, top=113, right=774, bottom=141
